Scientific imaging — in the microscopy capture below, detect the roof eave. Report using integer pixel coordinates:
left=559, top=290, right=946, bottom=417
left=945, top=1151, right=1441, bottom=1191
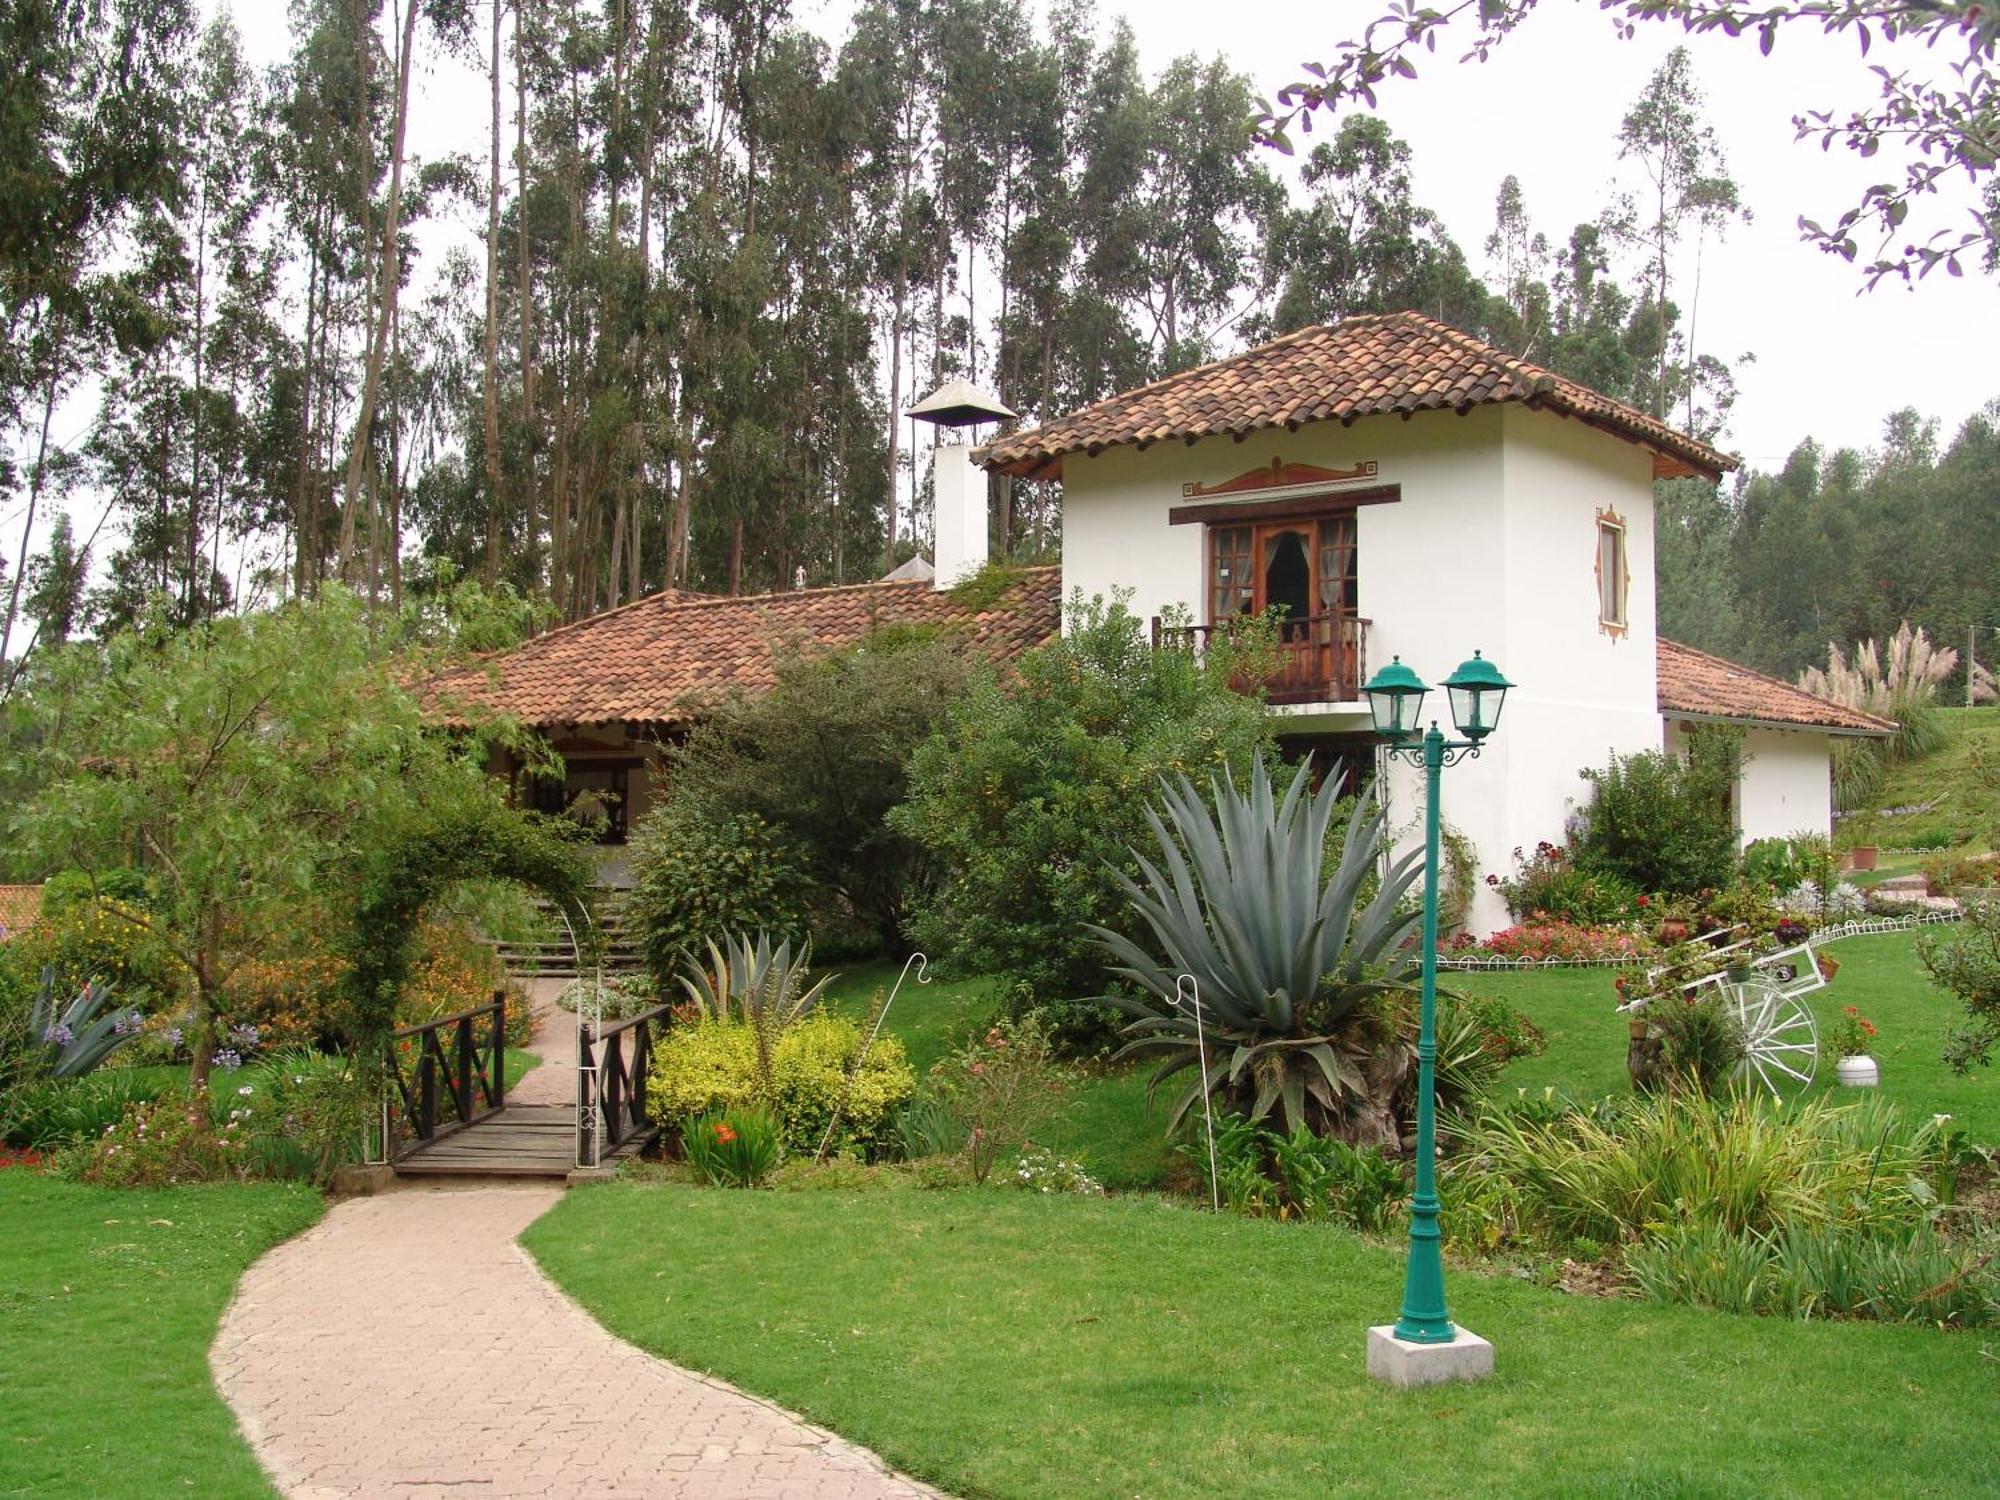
left=1662, top=708, right=1896, bottom=739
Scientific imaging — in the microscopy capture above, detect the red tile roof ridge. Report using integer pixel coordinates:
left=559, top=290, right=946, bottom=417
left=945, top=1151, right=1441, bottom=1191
left=979, top=310, right=1734, bottom=481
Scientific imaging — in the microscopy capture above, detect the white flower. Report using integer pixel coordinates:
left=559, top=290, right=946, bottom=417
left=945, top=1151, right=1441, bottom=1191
left=238, top=1085, right=254, bottom=1096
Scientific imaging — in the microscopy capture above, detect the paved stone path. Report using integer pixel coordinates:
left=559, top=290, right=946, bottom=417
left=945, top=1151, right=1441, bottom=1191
left=211, top=982, right=941, bottom=1499
left=510, top=979, right=578, bottom=1107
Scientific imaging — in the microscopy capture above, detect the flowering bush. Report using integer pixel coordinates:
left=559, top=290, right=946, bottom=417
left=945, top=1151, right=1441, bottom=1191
left=1009, top=1146, right=1102, bottom=1195
left=648, top=1013, right=916, bottom=1156
left=1473, top=921, right=1654, bottom=962
left=926, top=1013, right=1076, bottom=1184
left=1491, top=842, right=1644, bottom=925
left=1778, top=880, right=1866, bottom=923
left=69, top=1091, right=248, bottom=1187
left=1827, top=1006, right=1879, bottom=1060
left=682, top=1106, right=784, bottom=1187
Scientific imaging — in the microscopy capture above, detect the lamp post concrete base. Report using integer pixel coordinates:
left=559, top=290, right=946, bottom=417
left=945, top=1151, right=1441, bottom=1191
left=1366, top=1324, right=1495, bottom=1388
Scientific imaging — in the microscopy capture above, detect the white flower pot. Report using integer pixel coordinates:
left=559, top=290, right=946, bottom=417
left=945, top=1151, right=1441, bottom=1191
left=1836, top=1054, right=1879, bottom=1088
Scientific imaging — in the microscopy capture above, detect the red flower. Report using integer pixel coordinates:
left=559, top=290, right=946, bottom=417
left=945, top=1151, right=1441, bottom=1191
left=1636, top=894, right=1650, bottom=908
left=713, top=1122, right=738, bottom=1145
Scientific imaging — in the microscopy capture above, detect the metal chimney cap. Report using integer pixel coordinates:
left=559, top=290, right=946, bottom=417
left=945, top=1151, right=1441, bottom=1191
left=906, top=378, right=1016, bottom=428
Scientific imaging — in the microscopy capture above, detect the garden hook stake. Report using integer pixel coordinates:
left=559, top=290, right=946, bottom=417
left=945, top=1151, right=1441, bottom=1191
left=1176, top=974, right=1220, bottom=1212
left=815, top=952, right=931, bottom=1163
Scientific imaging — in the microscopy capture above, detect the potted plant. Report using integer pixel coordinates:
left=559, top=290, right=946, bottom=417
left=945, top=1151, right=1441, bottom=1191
left=1827, top=1005, right=1878, bottom=1086
left=1847, top=845, right=1879, bottom=872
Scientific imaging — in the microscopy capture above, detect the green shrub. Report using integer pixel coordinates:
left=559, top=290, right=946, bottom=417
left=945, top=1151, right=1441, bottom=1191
left=555, top=974, right=659, bottom=1020
left=893, top=1095, right=965, bottom=1160
left=1920, top=894, right=2000, bottom=1070
left=2, top=1068, right=174, bottom=1149
left=1183, top=1114, right=1407, bottom=1231
left=1627, top=1218, right=1996, bottom=1328
left=648, top=1013, right=916, bottom=1156
left=1007, top=1146, right=1103, bottom=1195
left=1455, top=1091, right=1935, bottom=1250
left=1649, top=988, right=1747, bottom=1093
left=892, top=593, right=1273, bottom=1047
left=66, top=1089, right=247, bottom=1186
left=1495, top=842, right=1642, bottom=924
left=1573, top=728, right=1740, bottom=896
left=218, top=1049, right=374, bottom=1185
left=626, top=808, right=808, bottom=994
left=2, top=897, right=184, bottom=1015
left=769, top=1154, right=899, bottom=1191
left=683, top=1107, right=785, bottom=1188
left=665, top=633, right=972, bottom=951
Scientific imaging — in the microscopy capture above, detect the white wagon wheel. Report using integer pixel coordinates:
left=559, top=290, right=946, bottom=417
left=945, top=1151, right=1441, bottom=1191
left=1724, top=973, right=1820, bottom=1098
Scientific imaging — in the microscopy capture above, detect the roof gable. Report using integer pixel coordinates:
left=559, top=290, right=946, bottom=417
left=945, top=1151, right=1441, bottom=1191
left=980, top=311, right=1735, bottom=483
left=422, top=567, right=1062, bottom=729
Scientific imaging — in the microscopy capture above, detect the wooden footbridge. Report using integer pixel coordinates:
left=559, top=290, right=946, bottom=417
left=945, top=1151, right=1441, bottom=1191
left=386, top=993, right=667, bottom=1178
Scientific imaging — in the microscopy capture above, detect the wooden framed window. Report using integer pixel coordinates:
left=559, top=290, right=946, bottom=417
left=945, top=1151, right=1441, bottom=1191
left=1209, top=524, right=1254, bottom=623
left=1206, top=516, right=1359, bottom=625
left=1596, top=508, right=1629, bottom=635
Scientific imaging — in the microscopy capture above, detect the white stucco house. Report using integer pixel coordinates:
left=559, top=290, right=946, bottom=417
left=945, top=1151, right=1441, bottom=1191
left=967, top=312, right=1893, bottom=933
left=430, top=311, right=1892, bottom=934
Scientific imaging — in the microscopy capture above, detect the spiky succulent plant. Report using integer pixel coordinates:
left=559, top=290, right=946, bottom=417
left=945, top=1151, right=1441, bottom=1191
left=29, top=966, right=144, bottom=1079
left=1089, top=757, right=1423, bottom=1140
left=678, top=931, right=834, bottom=1027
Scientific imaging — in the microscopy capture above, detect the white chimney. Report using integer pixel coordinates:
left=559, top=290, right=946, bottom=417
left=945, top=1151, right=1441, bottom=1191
left=931, top=440, right=987, bottom=589
left=907, top=378, right=1015, bottom=591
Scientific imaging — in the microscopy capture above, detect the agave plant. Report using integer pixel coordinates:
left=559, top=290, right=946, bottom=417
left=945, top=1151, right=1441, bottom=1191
left=1088, top=757, right=1424, bottom=1143
left=29, top=966, right=145, bottom=1079
left=677, top=931, right=834, bottom=1026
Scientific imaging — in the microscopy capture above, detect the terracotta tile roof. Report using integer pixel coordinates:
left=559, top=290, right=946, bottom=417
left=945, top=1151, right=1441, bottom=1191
left=422, top=567, right=1062, bottom=729
left=979, top=311, right=1736, bottom=482
left=1658, top=639, right=1896, bottom=736
left=0, top=884, right=42, bottom=942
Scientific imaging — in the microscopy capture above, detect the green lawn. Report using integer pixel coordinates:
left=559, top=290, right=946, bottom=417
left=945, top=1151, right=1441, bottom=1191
left=528, top=1183, right=1998, bottom=1500
left=0, top=1173, right=321, bottom=1498
left=1467, top=929, right=1999, bottom=1144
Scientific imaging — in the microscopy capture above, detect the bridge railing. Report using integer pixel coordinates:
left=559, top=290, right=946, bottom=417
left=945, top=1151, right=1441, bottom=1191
left=386, top=991, right=507, bottom=1159
left=576, top=1003, right=670, bottom=1168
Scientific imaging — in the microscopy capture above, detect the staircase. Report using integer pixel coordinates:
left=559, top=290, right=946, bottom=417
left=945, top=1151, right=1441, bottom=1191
left=490, top=893, right=645, bottom=979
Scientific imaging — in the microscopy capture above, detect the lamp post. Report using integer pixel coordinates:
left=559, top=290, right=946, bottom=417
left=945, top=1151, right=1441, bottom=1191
left=1362, top=650, right=1511, bottom=1385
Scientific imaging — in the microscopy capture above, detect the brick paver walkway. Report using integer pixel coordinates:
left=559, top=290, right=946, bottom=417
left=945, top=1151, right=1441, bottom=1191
left=210, top=984, right=942, bottom=1499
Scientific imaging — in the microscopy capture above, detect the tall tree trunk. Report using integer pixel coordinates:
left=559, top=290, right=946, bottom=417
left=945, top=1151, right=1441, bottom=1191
left=0, top=366, right=62, bottom=685
left=291, top=225, right=323, bottom=598
left=338, top=0, right=421, bottom=578
left=481, top=0, right=505, bottom=584
left=515, top=0, right=540, bottom=599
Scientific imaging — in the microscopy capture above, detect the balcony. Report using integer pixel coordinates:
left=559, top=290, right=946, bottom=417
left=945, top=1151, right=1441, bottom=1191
left=1153, top=613, right=1371, bottom=707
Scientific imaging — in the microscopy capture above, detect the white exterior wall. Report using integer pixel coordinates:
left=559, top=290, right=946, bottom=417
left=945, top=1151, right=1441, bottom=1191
left=1055, top=403, right=1661, bottom=935
left=1665, top=721, right=1836, bottom=847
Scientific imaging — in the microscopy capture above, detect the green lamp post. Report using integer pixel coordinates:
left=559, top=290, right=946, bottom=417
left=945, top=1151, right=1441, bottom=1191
left=1364, top=650, right=1512, bottom=1357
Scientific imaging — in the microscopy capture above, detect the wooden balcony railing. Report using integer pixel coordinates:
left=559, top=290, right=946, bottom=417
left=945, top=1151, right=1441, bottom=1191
left=1153, top=613, right=1370, bottom=706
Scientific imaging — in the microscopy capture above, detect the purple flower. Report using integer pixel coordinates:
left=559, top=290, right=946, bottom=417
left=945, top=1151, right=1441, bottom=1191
left=212, top=1048, right=243, bottom=1070
left=43, top=1023, right=74, bottom=1047
left=163, top=1026, right=184, bottom=1048
left=227, top=1023, right=260, bottom=1050
left=113, top=1011, right=143, bottom=1037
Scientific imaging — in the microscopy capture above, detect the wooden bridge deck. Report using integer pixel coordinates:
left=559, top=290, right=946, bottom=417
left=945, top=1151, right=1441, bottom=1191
left=393, top=1103, right=656, bottom=1179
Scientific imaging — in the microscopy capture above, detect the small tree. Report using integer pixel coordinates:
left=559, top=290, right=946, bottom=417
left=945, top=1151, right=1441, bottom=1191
left=1573, top=728, right=1740, bottom=896
left=665, top=631, right=973, bottom=953
left=891, top=593, right=1274, bottom=1038
left=3, top=592, right=521, bottom=1097
left=1921, top=894, right=2000, bottom=1072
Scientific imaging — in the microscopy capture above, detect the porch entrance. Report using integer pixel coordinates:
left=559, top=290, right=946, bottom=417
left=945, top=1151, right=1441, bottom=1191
left=1195, top=514, right=1366, bottom=702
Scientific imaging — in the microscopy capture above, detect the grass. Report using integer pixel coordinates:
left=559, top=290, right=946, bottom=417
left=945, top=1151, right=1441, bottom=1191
left=1845, top=705, right=2000, bottom=852
left=1467, top=929, right=1999, bottom=1144
left=824, top=962, right=1179, bottom=1189
left=528, top=1182, right=1997, bottom=1500
left=0, top=1172, right=321, bottom=1499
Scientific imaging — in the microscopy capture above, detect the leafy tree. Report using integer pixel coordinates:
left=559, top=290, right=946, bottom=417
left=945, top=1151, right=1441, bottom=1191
left=667, top=631, right=975, bottom=951
left=2, top=590, right=524, bottom=1097
left=1263, top=1, right=2000, bottom=285
left=891, top=595, right=1274, bottom=1043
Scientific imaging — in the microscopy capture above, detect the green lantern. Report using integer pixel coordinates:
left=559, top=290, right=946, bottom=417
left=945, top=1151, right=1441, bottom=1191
left=1442, top=650, right=1513, bottom=741
left=1363, top=656, right=1429, bottom=742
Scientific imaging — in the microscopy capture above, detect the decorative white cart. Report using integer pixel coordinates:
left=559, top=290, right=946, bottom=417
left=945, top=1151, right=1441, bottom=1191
left=1616, top=930, right=1829, bottom=1097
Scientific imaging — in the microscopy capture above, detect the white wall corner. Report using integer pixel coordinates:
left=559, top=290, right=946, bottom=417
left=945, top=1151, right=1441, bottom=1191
left=932, top=442, right=988, bottom=589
